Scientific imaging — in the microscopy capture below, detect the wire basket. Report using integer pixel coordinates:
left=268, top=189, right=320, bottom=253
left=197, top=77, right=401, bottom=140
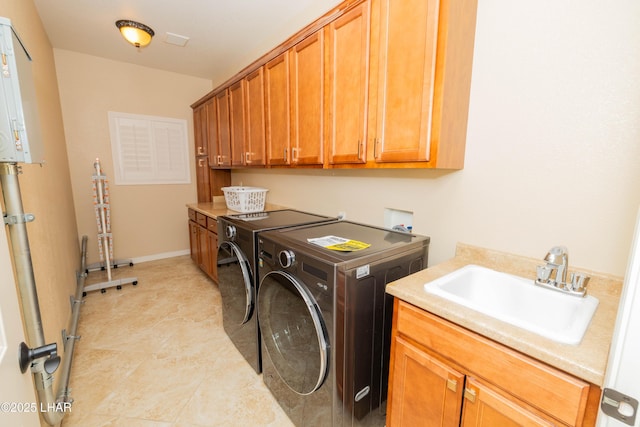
left=222, top=186, right=268, bottom=213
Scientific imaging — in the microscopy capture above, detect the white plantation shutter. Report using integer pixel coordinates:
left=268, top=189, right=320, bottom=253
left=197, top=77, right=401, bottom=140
left=108, top=111, right=190, bottom=185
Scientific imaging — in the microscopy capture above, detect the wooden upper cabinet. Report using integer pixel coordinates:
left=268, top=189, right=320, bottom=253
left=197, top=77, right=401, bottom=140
left=290, top=31, right=324, bottom=166
left=371, top=0, right=477, bottom=168
left=206, top=99, right=218, bottom=165
left=229, top=80, right=247, bottom=167
left=214, top=89, right=232, bottom=167
left=326, top=0, right=370, bottom=165
left=192, top=0, right=477, bottom=170
left=229, top=70, right=267, bottom=167
left=265, top=52, right=291, bottom=166
left=245, top=67, right=266, bottom=166
left=193, top=101, right=211, bottom=202
left=373, top=0, right=440, bottom=163
left=193, top=103, right=208, bottom=157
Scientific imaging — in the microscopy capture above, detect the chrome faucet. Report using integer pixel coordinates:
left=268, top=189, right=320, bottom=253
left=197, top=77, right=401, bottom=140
left=544, top=246, right=569, bottom=284
left=535, top=246, right=590, bottom=297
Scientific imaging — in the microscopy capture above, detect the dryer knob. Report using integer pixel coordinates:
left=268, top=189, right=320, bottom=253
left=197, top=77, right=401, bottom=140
left=279, top=250, right=296, bottom=268
left=225, top=225, right=237, bottom=239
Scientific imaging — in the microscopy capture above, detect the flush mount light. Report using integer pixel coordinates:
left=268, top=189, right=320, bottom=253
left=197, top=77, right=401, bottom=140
left=115, top=20, right=155, bottom=48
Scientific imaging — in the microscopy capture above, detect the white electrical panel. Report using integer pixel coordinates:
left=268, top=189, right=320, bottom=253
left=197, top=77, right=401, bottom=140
left=0, top=17, right=44, bottom=164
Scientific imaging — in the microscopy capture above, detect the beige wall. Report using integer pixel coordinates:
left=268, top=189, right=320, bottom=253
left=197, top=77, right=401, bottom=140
left=234, top=0, right=640, bottom=277
left=54, top=50, right=212, bottom=266
left=0, top=0, right=80, bottom=413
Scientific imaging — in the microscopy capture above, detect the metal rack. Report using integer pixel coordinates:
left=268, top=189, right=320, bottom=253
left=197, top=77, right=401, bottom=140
left=83, top=158, right=137, bottom=294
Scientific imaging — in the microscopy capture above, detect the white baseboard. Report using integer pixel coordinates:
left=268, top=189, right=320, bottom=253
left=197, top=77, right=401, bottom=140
left=129, top=249, right=190, bottom=265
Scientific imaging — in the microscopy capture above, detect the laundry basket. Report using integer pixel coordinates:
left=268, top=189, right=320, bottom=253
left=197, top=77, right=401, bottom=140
left=222, top=186, right=268, bottom=213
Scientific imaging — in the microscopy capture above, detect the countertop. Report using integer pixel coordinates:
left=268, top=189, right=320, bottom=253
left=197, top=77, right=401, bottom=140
left=386, top=243, right=623, bottom=386
left=187, top=196, right=288, bottom=219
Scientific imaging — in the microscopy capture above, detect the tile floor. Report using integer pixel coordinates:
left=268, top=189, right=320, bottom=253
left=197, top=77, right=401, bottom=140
left=61, top=255, right=294, bottom=427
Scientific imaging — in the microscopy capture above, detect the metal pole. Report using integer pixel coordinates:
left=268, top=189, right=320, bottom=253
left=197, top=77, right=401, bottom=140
left=55, top=235, right=87, bottom=403
left=0, top=163, right=44, bottom=348
left=0, top=162, right=69, bottom=425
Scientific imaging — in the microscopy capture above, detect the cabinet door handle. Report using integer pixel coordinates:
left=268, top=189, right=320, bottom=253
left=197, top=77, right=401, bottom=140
left=446, top=379, right=457, bottom=393
left=373, top=138, right=379, bottom=159
left=197, top=146, right=205, bottom=155
left=245, top=152, right=251, bottom=164
left=463, top=387, right=477, bottom=403
left=198, top=158, right=205, bottom=167
left=217, top=155, right=222, bottom=165
left=283, top=148, right=288, bottom=162
left=292, top=147, right=298, bottom=162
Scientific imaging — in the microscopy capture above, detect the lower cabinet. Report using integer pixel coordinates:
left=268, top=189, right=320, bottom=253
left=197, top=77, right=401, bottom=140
left=189, top=219, right=199, bottom=264
left=386, top=299, right=600, bottom=427
left=462, top=377, right=558, bottom=427
left=206, top=221, right=218, bottom=283
left=389, top=336, right=464, bottom=426
left=188, top=209, right=218, bottom=282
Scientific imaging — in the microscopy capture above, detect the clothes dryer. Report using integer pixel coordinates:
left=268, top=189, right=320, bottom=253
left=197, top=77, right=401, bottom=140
left=256, top=220, right=429, bottom=426
left=216, top=209, right=335, bottom=374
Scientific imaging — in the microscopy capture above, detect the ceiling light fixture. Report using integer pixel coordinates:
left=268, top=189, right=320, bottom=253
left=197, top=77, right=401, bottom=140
left=115, top=20, right=155, bottom=48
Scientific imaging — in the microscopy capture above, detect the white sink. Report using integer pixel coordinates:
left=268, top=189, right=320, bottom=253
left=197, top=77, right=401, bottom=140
left=423, top=264, right=599, bottom=345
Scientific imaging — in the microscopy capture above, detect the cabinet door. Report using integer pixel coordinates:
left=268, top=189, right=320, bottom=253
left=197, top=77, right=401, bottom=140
left=387, top=336, right=464, bottom=427
left=373, top=0, right=440, bottom=163
left=207, top=228, right=218, bottom=282
left=229, top=80, right=247, bottom=167
left=193, top=103, right=208, bottom=156
left=197, top=224, right=210, bottom=273
left=265, top=52, right=291, bottom=165
left=326, top=1, right=370, bottom=165
left=215, top=89, right=232, bottom=167
left=290, top=31, right=324, bottom=166
left=195, top=155, right=211, bottom=202
left=245, top=67, right=266, bottom=166
left=206, top=98, right=221, bottom=167
left=189, top=220, right=199, bottom=264
left=461, top=377, right=557, bottom=427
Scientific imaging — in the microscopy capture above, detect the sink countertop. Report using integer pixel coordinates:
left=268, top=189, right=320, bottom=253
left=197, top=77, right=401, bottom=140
left=187, top=196, right=288, bottom=219
left=386, top=243, right=623, bottom=386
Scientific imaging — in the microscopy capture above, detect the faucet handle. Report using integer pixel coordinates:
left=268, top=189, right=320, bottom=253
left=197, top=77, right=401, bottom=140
left=536, top=265, right=553, bottom=283
left=570, top=272, right=590, bottom=292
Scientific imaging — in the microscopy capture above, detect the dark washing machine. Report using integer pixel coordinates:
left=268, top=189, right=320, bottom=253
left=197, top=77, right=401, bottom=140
left=216, top=209, right=335, bottom=374
left=256, top=220, right=429, bottom=426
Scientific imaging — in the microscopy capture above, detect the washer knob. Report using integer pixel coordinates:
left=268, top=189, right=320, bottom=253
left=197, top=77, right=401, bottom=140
left=279, top=250, right=296, bottom=268
left=225, top=225, right=236, bottom=239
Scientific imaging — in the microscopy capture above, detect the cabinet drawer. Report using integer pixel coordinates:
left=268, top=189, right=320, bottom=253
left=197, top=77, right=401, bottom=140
left=188, top=209, right=196, bottom=222
left=207, top=217, right=217, bottom=233
left=395, top=299, right=590, bottom=426
left=196, top=213, right=207, bottom=227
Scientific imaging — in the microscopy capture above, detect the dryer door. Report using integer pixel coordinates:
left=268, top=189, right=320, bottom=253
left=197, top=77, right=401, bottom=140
left=217, top=241, right=253, bottom=325
left=258, top=270, right=329, bottom=395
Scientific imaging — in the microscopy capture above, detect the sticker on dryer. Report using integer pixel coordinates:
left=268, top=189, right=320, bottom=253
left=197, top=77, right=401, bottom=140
left=307, top=235, right=371, bottom=252
left=356, top=265, right=370, bottom=279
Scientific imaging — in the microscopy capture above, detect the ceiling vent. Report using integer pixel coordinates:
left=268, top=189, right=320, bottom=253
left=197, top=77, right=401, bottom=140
left=164, top=32, right=189, bottom=47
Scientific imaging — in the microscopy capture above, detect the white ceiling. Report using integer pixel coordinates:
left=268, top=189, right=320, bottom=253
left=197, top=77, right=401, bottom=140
left=33, top=0, right=342, bottom=84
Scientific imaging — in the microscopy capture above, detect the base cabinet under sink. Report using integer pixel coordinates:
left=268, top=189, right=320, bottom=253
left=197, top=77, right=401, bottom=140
left=386, top=299, right=601, bottom=427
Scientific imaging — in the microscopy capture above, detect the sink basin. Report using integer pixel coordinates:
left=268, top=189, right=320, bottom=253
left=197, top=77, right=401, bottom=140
left=423, top=264, right=599, bottom=345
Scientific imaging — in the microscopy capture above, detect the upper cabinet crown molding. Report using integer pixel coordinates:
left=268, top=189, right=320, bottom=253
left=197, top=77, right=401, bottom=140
left=192, top=0, right=477, bottom=170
